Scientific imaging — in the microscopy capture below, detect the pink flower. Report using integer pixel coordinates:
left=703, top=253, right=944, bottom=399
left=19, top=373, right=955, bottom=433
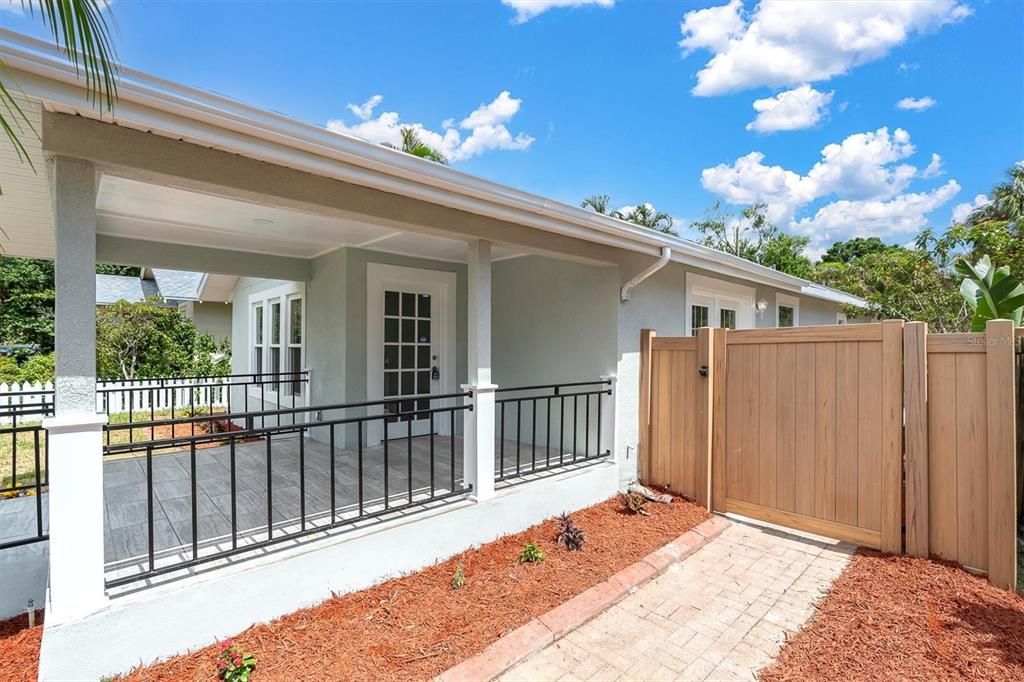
left=217, top=660, right=226, bottom=670
left=233, top=654, right=242, bottom=666
left=223, top=638, right=233, bottom=649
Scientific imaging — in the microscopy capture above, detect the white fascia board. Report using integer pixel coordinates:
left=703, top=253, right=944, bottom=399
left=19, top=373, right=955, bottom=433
left=0, top=30, right=862, bottom=306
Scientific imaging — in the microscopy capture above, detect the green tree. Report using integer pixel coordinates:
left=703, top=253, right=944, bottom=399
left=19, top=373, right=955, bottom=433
left=820, top=237, right=895, bottom=264
left=97, top=299, right=230, bottom=379
left=956, top=255, right=1024, bottom=331
left=690, top=202, right=813, bottom=278
left=964, top=163, right=1024, bottom=226
left=1, top=1, right=117, bottom=167
left=96, top=263, right=141, bottom=277
left=0, top=257, right=55, bottom=351
left=382, top=127, right=448, bottom=164
left=580, top=195, right=677, bottom=235
left=814, top=246, right=969, bottom=332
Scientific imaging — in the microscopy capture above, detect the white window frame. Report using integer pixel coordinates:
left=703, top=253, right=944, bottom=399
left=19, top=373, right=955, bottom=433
left=836, top=311, right=848, bottom=325
left=685, top=273, right=755, bottom=335
left=776, top=293, right=800, bottom=328
left=248, top=281, right=306, bottom=406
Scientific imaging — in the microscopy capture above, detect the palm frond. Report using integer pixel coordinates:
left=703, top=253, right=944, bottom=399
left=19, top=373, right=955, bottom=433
left=25, top=0, right=119, bottom=111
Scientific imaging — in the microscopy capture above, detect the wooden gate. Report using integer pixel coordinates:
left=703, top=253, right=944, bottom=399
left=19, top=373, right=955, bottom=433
left=639, top=320, right=1020, bottom=588
left=715, top=322, right=904, bottom=552
left=641, top=322, right=904, bottom=552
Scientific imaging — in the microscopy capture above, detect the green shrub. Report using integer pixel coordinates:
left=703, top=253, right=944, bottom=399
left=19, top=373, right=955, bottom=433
left=519, top=541, right=545, bottom=564
left=451, top=564, right=466, bottom=590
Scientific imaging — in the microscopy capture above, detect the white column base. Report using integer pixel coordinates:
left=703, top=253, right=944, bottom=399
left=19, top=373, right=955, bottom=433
left=462, top=383, right=497, bottom=502
left=42, top=413, right=109, bottom=624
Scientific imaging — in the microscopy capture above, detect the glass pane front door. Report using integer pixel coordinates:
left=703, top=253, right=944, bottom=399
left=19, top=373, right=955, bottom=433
left=383, top=289, right=436, bottom=428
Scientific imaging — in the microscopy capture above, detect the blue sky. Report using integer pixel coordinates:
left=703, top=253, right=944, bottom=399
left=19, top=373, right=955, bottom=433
left=4, top=0, right=1022, bottom=255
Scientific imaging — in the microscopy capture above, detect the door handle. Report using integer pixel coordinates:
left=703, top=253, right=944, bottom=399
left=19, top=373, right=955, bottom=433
left=431, top=366, right=440, bottom=381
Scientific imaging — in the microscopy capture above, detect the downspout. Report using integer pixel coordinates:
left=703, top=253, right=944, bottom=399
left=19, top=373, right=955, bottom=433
left=620, top=247, right=671, bottom=302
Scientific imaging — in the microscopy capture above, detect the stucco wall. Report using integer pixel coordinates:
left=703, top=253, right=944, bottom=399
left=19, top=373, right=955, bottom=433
left=179, top=301, right=232, bottom=342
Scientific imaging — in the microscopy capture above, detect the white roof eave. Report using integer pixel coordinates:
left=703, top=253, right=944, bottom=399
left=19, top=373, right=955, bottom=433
left=0, top=29, right=865, bottom=307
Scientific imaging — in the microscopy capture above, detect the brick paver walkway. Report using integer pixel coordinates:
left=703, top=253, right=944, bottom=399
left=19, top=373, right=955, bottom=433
left=499, top=519, right=853, bottom=681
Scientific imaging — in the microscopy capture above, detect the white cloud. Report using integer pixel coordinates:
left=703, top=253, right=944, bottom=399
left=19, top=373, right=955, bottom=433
left=793, top=180, right=960, bottom=242
left=898, top=61, right=921, bottom=72
left=951, top=193, right=990, bottom=223
left=327, top=91, right=535, bottom=162
left=700, top=127, right=959, bottom=249
left=345, top=95, right=383, bottom=121
left=502, top=0, right=613, bottom=24
left=921, top=153, right=943, bottom=179
left=679, top=1, right=971, bottom=96
left=746, top=84, right=834, bottom=133
left=897, top=96, right=937, bottom=111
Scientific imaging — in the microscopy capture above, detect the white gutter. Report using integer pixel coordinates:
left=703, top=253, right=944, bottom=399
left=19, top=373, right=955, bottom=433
left=621, top=247, right=671, bottom=302
left=0, top=30, right=866, bottom=307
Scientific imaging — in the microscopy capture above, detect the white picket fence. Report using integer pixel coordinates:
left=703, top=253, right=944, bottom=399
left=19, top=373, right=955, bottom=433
left=0, top=378, right=232, bottom=425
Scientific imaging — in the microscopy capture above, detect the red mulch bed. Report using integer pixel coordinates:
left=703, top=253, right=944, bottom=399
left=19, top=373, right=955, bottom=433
left=760, top=550, right=1024, bottom=681
left=0, top=611, right=44, bottom=682
left=119, top=495, right=708, bottom=681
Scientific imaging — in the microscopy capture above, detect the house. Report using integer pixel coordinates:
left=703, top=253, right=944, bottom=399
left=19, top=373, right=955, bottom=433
left=0, top=30, right=867, bottom=679
left=96, top=267, right=235, bottom=341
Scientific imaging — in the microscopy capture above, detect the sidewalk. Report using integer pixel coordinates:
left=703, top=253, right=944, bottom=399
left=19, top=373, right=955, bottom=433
left=499, top=520, right=853, bottom=681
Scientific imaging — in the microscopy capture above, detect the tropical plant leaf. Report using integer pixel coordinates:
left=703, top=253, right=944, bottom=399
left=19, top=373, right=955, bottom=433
left=957, top=255, right=1024, bottom=331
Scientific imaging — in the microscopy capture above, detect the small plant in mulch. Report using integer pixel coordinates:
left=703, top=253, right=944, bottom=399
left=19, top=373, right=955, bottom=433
left=518, top=541, right=545, bottom=564
left=451, top=564, right=466, bottom=590
left=217, top=639, right=257, bottom=682
left=555, top=512, right=586, bottom=551
left=619, top=491, right=650, bottom=516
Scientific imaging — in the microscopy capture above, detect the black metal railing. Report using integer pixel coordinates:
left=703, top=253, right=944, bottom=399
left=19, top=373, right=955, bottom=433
left=0, top=399, right=52, bottom=549
left=101, top=392, right=472, bottom=587
left=98, top=371, right=310, bottom=445
left=494, top=380, right=611, bottom=482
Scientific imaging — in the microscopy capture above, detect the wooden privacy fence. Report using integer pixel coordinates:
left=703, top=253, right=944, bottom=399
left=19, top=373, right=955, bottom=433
left=639, top=320, right=1021, bottom=590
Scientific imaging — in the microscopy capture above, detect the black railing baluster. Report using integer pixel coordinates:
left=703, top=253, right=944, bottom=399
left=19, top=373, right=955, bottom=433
left=266, top=434, right=273, bottom=541
left=560, top=395, right=565, bottom=465
left=33, top=429, right=42, bottom=538
left=515, top=399, right=521, bottom=476
left=299, top=427, right=306, bottom=532
left=330, top=424, right=336, bottom=525
left=546, top=395, right=551, bottom=469
left=383, top=418, right=390, bottom=511
left=531, top=398, right=537, bottom=472
left=585, top=393, right=591, bottom=459
left=429, top=412, right=435, bottom=497
left=407, top=417, right=414, bottom=505
left=190, top=441, right=198, bottom=560
left=573, top=395, right=578, bottom=462
left=596, top=391, right=603, bottom=457
left=150, top=387, right=155, bottom=441
left=230, top=437, right=237, bottom=551
left=450, top=408, right=456, bottom=492
left=358, top=420, right=364, bottom=517
left=10, top=411, right=16, bottom=489
left=499, top=402, right=506, bottom=480
left=147, top=445, right=155, bottom=574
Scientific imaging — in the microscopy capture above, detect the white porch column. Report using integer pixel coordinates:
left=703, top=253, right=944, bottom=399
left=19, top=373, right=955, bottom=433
left=600, top=374, right=617, bottom=460
left=463, top=240, right=495, bottom=501
left=42, top=156, right=108, bottom=623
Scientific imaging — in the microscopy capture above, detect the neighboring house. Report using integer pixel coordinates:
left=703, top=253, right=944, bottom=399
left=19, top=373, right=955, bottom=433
left=95, top=267, right=235, bottom=341
left=0, top=31, right=868, bottom=680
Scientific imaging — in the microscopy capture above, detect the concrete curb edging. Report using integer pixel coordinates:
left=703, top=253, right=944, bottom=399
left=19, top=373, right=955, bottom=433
left=435, top=513, right=731, bottom=682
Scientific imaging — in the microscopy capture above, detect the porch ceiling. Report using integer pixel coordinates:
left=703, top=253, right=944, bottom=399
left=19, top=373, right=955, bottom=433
left=97, top=175, right=524, bottom=263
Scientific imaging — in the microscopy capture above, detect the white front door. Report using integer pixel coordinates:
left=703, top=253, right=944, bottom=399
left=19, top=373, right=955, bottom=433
left=686, top=274, right=755, bottom=335
left=367, top=264, right=457, bottom=444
